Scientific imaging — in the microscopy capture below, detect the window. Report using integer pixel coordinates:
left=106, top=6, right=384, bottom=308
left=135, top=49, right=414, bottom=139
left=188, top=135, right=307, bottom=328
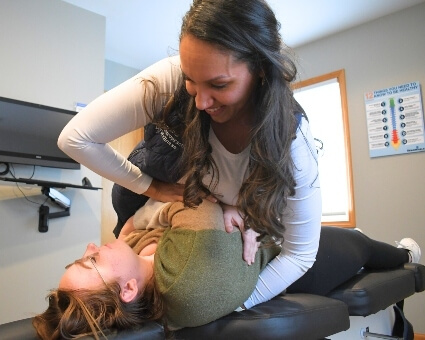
left=293, top=70, right=355, bottom=226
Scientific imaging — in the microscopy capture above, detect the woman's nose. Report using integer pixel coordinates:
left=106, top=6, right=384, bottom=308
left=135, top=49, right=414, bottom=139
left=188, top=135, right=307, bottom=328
left=195, top=90, right=213, bottom=111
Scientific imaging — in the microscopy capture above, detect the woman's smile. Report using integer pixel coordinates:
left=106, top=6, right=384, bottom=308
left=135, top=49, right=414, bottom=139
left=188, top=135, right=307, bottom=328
left=205, top=105, right=225, bottom=116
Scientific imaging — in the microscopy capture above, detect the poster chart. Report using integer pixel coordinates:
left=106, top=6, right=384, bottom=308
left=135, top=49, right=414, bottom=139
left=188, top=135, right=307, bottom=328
left=364, top=81, right=425, bottom=158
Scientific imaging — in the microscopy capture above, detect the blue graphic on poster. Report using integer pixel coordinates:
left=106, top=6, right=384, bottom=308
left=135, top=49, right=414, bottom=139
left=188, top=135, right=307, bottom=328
left=364, top=81, right=425, bottom=158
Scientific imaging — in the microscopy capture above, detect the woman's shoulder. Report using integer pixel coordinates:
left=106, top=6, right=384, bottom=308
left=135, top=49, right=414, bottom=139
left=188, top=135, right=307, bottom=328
left=290, top=116, right=321, bottom=189
left=291, top=116, right=317, bottom=158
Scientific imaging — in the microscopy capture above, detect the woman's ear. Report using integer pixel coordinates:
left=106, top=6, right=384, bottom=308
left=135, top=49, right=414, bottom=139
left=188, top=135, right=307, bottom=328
left=259, top=70, right=265, bottom=86
left=119, top=278, right=139, bottom=303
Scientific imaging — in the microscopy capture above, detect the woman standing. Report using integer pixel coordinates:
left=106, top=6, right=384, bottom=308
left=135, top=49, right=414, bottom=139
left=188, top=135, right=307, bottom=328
left=59, top=0, right=319, bottom=309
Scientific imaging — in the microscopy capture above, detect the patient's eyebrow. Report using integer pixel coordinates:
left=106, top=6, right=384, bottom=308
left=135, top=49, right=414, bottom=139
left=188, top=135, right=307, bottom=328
left=65, top=252, right=99, bottom=269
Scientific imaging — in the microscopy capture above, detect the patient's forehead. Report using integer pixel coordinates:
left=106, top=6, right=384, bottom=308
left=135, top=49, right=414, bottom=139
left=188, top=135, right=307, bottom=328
left=59, top=261, right=104, bottom=290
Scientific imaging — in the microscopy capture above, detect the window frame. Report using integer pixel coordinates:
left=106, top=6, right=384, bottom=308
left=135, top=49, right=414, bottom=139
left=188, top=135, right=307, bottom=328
left=292, top=69, right=356, bottom=227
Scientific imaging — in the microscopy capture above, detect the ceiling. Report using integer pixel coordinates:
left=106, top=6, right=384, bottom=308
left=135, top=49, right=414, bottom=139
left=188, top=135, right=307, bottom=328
left=62, top=0, right=425, bottom=70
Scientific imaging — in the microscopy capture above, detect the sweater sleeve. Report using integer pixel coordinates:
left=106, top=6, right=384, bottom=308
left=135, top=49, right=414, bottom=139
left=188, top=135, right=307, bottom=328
left=57, top=55, right=182, bottom=194
left=243, top=118, right=322, bottom=308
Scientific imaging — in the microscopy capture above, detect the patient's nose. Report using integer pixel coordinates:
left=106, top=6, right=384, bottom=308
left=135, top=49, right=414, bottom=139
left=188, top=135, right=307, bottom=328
left=85, top=243, right=100, bottom=255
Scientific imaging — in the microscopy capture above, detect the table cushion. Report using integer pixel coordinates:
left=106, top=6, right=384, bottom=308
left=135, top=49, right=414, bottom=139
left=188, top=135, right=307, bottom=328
left=327, top=266, right=418, bottom=316
left=173, top=293, right=349, bottom=340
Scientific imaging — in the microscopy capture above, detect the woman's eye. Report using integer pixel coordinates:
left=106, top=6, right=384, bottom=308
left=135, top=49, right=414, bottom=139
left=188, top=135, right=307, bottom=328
left=211, top=83, right=227, bottom=89
left=182, top=74, right=192, bottom=83
left=89, top=256, right=97, bottom=263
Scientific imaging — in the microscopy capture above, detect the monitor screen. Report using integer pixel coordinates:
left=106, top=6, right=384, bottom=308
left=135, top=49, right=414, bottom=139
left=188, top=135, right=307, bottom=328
left=0, top=96, right=80, bottom=169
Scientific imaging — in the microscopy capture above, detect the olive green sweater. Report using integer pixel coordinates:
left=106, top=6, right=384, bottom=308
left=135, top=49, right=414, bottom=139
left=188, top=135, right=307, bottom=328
left=125, top=200, right=280, bottom=329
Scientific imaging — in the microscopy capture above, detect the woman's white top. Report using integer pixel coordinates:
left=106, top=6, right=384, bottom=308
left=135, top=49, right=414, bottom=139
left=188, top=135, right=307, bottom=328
left=58, top=55, right=322, bottom=308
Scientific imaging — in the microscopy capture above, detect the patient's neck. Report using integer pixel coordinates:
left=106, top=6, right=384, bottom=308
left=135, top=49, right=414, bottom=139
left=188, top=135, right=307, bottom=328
left=139, top=242, right=157, bottom=256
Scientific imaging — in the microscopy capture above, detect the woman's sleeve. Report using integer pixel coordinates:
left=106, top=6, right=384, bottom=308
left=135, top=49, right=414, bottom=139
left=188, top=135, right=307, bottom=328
left=243, top=118, right=322, bottom=308
left=58, top=55, right=182, bottom=194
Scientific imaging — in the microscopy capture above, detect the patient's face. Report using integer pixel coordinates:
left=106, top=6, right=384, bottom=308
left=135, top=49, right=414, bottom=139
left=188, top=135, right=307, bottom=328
left=59, top=239, right=146, bottom=291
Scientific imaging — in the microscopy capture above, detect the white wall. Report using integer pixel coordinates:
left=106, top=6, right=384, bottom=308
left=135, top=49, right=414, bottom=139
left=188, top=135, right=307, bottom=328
left=105, top=59, right=140, bottom=91
left=294, top=3, right=425, bottom=333
left=0, top=0, right=105, bottom=324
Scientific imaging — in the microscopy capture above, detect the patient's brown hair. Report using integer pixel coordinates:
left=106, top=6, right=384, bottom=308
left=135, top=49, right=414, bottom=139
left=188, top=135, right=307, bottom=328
left=33, top=279, right=164, bottom=340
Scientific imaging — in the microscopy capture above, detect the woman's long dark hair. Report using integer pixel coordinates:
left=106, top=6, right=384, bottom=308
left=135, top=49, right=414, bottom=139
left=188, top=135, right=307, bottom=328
left=160, top=0, right=301, bottom=242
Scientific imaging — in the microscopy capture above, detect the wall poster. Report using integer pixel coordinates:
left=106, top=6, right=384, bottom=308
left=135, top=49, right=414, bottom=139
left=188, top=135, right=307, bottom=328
left=364, top=81, right=425, bottom=158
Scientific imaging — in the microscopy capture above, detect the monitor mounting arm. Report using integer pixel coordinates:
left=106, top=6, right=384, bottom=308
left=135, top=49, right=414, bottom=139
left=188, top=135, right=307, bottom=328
left=38, top=187, right=71, bottom=232
left=0, top=176, right=101, bottom=233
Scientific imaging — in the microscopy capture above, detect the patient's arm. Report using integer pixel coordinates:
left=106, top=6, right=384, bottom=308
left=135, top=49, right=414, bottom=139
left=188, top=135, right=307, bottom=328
left=118, top=216, right=136, bottom=240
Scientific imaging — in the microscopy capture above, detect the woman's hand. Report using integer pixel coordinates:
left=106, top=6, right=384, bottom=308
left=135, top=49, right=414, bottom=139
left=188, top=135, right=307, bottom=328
left=144, top=178, right=218, bottom=203
left=221, top=204, right=260, bottom=265
left=143, top=178, right=185, bottom=202
left=241, top=228, right=261, bottom=266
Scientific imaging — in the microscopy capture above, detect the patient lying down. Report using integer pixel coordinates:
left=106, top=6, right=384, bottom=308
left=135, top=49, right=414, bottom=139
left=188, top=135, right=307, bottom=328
left=33, top=200, right=279, bottom=339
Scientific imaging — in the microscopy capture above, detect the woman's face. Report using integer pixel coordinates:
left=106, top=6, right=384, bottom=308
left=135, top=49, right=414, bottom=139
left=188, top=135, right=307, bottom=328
left=59, top=239, right=149, bottom=291
left=180, top=34, right=260, bottom=125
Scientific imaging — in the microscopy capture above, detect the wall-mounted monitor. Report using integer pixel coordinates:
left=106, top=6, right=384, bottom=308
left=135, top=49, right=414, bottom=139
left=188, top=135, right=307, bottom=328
left=0, top=96, right=80, bottom=170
